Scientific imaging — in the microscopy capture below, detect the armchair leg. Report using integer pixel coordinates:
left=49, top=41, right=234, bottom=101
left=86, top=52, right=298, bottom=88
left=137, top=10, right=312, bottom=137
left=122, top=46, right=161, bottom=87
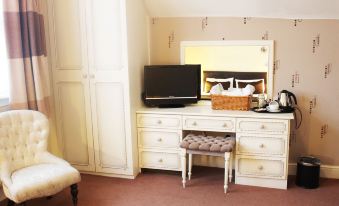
left=7, top=199, right=15, bottom=206
left=7, top=200, right=26, bottom=206
left=71, top=184, right=78, bottom=206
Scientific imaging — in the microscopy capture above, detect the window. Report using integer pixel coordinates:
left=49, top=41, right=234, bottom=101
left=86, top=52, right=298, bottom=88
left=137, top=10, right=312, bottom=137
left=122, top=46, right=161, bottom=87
left=0, top=3, right=10, bottom=107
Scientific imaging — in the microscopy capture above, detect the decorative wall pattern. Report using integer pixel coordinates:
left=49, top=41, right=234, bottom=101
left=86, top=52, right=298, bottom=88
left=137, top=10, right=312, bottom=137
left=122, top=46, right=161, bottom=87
left=201, top=17, right=208, bottom=31
left=294, top=19, right=303, bottom=27
left=168, top=31, right=175, bottom=48
left=149, top=17, right=339, bottom=165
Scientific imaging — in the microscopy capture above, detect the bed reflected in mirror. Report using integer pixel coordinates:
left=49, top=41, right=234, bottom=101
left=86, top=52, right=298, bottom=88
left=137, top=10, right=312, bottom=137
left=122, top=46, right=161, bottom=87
left=180, top=41, right=274, bottom=100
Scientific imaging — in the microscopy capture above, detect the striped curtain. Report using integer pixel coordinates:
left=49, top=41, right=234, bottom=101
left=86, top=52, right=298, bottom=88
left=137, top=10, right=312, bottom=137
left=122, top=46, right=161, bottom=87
left=3, top=0, right=50, bottom=115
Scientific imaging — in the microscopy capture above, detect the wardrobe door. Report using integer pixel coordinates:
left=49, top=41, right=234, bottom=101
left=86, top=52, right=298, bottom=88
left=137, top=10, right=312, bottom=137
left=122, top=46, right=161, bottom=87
left=47, top=0, right=95, bottom=171
left=86, top=0, right=132, bottom=174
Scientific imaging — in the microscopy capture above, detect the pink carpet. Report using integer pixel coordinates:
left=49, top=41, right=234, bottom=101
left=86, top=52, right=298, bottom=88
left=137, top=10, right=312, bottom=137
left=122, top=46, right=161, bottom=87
left=1, top=166, right=338, bottom=206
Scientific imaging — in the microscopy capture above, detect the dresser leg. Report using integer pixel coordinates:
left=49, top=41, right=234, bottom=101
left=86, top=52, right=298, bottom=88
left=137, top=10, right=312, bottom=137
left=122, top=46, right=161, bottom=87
left=180, top=149, right=187, bottom=188
left=188, top=153, right=192, bottom=180
left=224, top=152, right=230, bottom=193
left=229, top=152, right=233, bottom=182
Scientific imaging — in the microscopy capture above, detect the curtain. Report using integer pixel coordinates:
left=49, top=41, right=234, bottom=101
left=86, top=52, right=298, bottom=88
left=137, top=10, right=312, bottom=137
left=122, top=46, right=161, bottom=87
left=3, top=0, right=50, bottom=115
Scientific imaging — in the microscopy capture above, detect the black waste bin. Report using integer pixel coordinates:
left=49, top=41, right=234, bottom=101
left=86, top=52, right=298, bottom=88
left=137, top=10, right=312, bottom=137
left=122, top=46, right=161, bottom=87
left=296, top=156, right=321, bottom=189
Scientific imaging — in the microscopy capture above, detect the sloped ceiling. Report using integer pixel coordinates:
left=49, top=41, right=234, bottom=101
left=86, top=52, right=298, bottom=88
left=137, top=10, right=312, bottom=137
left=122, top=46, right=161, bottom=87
left=144, top=0, right=339, bottom=19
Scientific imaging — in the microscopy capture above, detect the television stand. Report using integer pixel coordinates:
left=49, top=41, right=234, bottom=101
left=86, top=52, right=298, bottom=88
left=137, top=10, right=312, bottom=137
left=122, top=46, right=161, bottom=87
left=158, top=104, right=185, bottom=108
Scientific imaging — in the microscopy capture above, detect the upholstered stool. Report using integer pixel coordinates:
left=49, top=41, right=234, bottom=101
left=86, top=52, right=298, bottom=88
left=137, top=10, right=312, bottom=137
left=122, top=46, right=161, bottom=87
left=180, top=134, right=235, bottom=193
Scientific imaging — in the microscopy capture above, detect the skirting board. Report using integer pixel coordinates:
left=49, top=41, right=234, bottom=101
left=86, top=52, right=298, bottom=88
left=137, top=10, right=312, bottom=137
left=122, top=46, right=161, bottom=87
left=288, top=163, right=339, bottom=179
left=81, top=171, right=136, bottom=179
left=193, top=158, right=339, bottom=179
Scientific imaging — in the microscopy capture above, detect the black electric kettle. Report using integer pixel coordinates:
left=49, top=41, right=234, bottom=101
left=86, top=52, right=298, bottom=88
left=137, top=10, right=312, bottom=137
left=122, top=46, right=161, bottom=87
left=278, top=90, right=297, bottom=112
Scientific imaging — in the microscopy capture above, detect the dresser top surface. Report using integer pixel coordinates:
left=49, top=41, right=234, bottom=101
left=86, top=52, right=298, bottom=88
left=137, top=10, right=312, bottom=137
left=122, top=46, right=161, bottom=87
left=136, top=105, right=294, bottom=120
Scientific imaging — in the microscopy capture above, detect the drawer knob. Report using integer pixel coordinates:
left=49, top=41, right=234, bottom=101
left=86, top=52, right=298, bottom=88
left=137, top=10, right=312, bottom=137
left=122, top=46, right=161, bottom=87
left=258, top=165, right=264, bottom=170
left=158, top=159, right=163, bottom=163
left=157, top=120, right=162, bottom=124
left=157, top=138, right=163, bottom=142
left=192, top=121, right=197, bottom=126
left=260, top=124, right=265, bottom=129
left=223, top=123, right=227, bottom=127
left=259, top=144, right=265, bottom=148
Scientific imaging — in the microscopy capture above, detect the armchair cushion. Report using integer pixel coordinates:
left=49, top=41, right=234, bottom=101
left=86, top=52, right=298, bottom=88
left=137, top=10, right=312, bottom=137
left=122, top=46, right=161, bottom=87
left=3, top=163, right=81, bottom=203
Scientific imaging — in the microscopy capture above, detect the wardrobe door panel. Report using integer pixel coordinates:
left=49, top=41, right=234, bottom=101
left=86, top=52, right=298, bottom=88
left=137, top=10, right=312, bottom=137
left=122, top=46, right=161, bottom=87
left=48, top=0, right=95, bottom=172
left=87, top=0, right=123, bottom=71
left=92, top=83, right=127, bottom=172
left=53, top=0, right=83, bottom=69
left=57, top=83, right=90, bottom=165
left=87, top=0, right=131, bottom=174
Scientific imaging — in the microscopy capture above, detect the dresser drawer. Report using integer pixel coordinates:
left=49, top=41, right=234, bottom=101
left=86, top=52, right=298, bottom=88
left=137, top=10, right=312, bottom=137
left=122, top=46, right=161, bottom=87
left=237, top=118, right=288, bottom=135
left=138, top=129, right=181, bottom=149
left=183, top=116, right=235, bottom=132
left=236, top=134, right=287, bottom=156
left=236, top=156, right=286, bottom=179
left=137, top=114, right=182, bottom=129
left=139, top=151, right=180, bottom=170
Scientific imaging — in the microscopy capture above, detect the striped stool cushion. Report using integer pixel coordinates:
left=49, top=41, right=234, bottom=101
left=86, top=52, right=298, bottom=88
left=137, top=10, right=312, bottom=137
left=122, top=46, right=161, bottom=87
left=180, top=134, right=235, bottom=153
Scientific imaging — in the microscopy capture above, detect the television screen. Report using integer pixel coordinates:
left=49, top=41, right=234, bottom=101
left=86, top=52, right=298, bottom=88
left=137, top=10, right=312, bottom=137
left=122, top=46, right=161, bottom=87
left=143, top=65, right=201, bottom=107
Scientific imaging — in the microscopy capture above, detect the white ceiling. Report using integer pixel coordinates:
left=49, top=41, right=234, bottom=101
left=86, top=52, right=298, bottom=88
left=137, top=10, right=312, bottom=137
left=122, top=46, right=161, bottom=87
left=143, top=0, right=339, bottom=19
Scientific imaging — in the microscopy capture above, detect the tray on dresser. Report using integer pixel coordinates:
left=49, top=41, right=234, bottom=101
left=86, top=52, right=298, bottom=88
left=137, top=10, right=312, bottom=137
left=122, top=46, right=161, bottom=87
left=251, top=107, right=294, bottom=113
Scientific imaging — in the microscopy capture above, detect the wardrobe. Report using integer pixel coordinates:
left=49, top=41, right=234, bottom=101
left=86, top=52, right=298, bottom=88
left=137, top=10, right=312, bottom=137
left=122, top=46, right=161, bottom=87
left=46, top=0, right=148, bottom=177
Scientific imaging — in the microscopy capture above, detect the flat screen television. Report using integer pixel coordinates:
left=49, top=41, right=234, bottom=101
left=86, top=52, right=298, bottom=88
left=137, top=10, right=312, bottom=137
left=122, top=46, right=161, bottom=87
left=143, top=65, right=201, bottom=107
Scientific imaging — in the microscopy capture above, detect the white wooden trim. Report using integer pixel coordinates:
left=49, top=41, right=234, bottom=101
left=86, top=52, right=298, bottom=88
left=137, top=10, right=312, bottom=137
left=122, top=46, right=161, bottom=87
left=288, top=163, right=339, bottom=179
left=80, top=171, right=136, bottom=179
left=136, top=106, right=294, bottom=120
left=180, top=40, right=274, bottom=47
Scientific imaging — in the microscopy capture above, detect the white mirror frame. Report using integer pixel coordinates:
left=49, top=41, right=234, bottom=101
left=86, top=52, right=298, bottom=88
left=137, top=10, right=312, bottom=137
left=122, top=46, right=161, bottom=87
left=180, top=40, right=274, bottom=100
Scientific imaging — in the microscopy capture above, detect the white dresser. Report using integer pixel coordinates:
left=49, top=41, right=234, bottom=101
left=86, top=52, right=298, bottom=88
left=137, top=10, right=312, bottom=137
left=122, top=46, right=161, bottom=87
left=137, top=114, right=182, bottom=171
left=235, top=118, right=290, bottom=189
left=136, top=105, right=294, bottom=189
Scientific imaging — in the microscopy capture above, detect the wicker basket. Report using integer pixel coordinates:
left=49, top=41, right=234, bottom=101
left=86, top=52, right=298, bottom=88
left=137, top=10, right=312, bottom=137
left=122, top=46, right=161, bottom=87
left=211, top=95, right=252, bottom=110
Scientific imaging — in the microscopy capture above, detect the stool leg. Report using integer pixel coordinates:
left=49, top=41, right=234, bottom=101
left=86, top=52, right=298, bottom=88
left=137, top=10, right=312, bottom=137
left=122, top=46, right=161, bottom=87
left=229, top=152, right=233, bottom=182
left=224, top=152, right=231, bottom=194
left=180, top=149, right=187, bottom=188
left=188, top=153, right=192, bottom=180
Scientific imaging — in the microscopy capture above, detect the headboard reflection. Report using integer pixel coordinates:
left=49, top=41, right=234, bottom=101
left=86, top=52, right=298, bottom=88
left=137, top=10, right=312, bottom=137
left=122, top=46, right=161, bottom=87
left=202, top=71, right=267, bottom=99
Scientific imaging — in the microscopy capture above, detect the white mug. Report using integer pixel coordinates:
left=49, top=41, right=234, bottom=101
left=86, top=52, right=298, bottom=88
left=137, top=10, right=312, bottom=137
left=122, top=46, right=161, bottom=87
left=268, top=101, right=279, bottom=111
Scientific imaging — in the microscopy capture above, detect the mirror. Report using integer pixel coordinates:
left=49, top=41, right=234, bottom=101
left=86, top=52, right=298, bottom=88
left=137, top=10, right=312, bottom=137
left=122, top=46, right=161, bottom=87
left=180, top=40, right=274, bottom=99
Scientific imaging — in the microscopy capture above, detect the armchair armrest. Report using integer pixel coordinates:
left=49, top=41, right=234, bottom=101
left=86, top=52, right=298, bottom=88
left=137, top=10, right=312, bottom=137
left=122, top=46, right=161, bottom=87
left=37, top=152, right=71, bottom=166
left=0, top=160, right=13, bottom=188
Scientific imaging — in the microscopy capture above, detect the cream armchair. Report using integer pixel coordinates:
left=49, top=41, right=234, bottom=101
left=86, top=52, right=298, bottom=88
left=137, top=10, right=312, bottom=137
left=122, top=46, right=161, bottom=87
left=0, top=110, right=81, bottom=206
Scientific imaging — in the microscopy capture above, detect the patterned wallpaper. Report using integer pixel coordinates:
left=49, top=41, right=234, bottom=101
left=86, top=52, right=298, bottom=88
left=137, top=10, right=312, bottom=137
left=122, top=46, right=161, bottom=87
left=149, top=17, right=339, bottom=165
